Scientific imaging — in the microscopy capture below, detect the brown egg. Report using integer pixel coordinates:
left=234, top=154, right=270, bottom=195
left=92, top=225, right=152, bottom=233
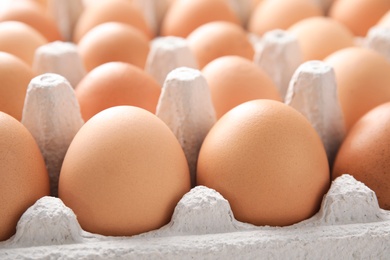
left=332, top=102, right=390, bottom=209
left=73, top=0, right=153, bottom=43
left=288, top=17, right=354, bottom=61
left=160, top=0, right=240, bottom=37
left=324, top=47, right=390, bottom=132
left=329, top=0, right=390, bottom=36
left=0, top=111, right=50, bottom=241
left=0, top=0, right=62, bottom=42
left=187, top=21, right=254, bottom=69
left=0, top=21, right=47, bottom=66
left=197, top=99, right=330, bottom=227
left=59, top=105, right=191, bottom=236
left=248, top=0, right=323, bottom=36
left=76, top=62, right=161, bottom=121
left=202, top=55, right=281, bottom=119
left=77, top=22, right=150, bottom=72
left=0, top=52, right=34, bottom=121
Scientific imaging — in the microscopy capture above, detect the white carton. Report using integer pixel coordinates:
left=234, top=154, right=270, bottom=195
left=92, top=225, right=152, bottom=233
left=1, top=174, right=390, bottom=259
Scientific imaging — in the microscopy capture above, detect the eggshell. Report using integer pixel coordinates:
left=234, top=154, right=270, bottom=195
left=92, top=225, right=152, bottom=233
left=201, top=55, right=281, bottom=119
left=248, top=0, right=323, bottom=36
left=377, top=10, right=390, bottom=28
left=0, top=52, right=34, bottom=121
left=187, top=21, right=254, bottom=69
left=329, top=0, right=390, bottom=36
left=197, top=99, right=330, bottom=227
left=160, top=0, right=240, bottom=37
left=75, top=62, right=161, bottom=121
left=324, top=47, right=390, bottom=132
left=73, top=0, right=153, bottom=43
left=0, top=0, right=62, bottom=42
left=0, top=111, right=50, bottom=241
left=77, top=22, right=150, bottom=72
left=58, top=105, right=191, bottom=236
left=332, top=102, right=390, bottom=210
left=288, top=16, right=354, bottom=61
left=0, top=21, right=47, bottom=66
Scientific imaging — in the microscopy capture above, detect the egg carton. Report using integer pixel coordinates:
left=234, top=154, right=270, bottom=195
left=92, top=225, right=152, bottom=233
left=0, top=174, right=389, bottom=259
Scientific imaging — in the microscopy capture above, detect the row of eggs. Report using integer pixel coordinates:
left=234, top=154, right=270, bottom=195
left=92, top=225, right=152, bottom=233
left=1, top=0, right=390, bottom=246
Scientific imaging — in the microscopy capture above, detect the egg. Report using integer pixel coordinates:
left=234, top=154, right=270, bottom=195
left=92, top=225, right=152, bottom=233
left=197, top=99, right=330, bottom=226
left=58, top=105, right=191, bottom=236
left=248, top=0, right=323, bottom=36
left=202, top=55, right=281, bottom=119
left=75, top=62, right=161, bottom=121
left=377, top=10, right=390, bottom=28
left=329, top=0, right=390, bottom=36
left=332, top=102, right=390, bottom=210
left=0, top=0, right=62, bottom=42
left=77, top=22, right=150, bottom=72
left=0, top=52, right=34, bottom=121
left=0, top=21, right=47, bottom=66
left=0, top=111, right=50, bottom=241
left=73, top=0, right=153, bottom=43
left=160, top=0, right=240, bottom=37
left=288, top=17, right=354, bottom=61
left=187, top=21, right=254, bottom=69
left=324, top=47, right=390, bottom=132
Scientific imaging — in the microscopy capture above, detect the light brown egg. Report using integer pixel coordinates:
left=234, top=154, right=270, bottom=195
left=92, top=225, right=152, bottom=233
left=288, top=17, right=354, bottom=61
left=324, top=47, right=390, bottom=132
left=197, top=99, right=330, bottom=227
left=248, top=0, right=323, bottom=36
left=75, top=62, right=161, bottom=121
left=0, top=52, right=34, bottom=121
left=160, top=0, right=240, bottom=37
left=202, top=55, right=281, bottom=119
left=0, top=0, right=62, bottom=42
left=187, top=21, right=254, bottom=69
left=73, top=0, right=153, bottom=43
left=377, top=10, right=390, bottom=28
left=59, top=105, right=191, bottom=236
left=0, top=21, right=47, bottom=66
left=332, top=102, right=390, bottom=209
left=77, top=22, right=150, bottom=72
left=0, top=111, right=50, bottom=241
left=329, top=0, right=390, bottom=36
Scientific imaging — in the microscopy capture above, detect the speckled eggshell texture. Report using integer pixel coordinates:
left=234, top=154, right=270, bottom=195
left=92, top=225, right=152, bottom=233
left=58, top=106, right=191, bottom=236
left=197, top=99, right=330, bottom=227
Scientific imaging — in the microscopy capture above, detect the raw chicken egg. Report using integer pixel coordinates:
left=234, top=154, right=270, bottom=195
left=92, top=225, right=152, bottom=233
left=332, top=102, right=390, bottom=210
left=187, top=21, right=254, bottom=69
left=161, top=0, right=240, bottom=37
left=0, top=52, right=34, bottom=121
left=329, top=0, right=390, bottom=36
left=248, top=0, right=323, bottom=36
left=0, top=0, right=62, bottom=42
left=75, top=62, right=161, bottom=121
left=0, top=21, right=47, bottom=66
left=377, top=10, right=390, bottom=28
left=77, top=22, right=150, bottom=72
left=324, top=47, right=390, bottom=132
left=0, top=111, right=50, bottom=241
left=73, top=0, right=153, bottom=43
left=288, top=17, right=354, bottom=61
left=202, top=55, right=281, bottom=119
left=59, top=105, right=191, bottom=236
left=197, top=99, right=330, bottom=227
